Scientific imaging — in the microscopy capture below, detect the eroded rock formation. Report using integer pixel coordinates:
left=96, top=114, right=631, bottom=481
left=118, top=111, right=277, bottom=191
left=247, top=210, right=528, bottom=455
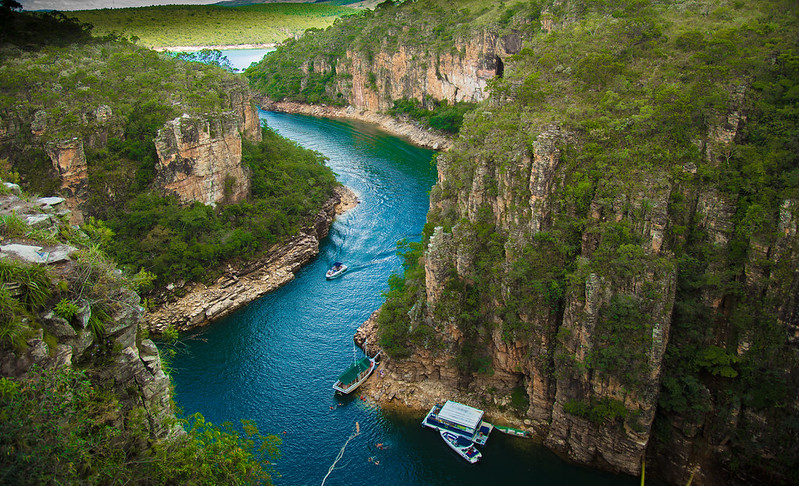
left=153, top=113, right=251, bottom=206
left=0, top=187, right=176, bottom=440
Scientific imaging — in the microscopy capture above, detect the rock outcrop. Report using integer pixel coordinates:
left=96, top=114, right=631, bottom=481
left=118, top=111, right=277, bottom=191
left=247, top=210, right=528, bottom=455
left=0, top=185, right=176, bottom=440
left=333, top=30, right=522, bottom=112
left=153, top=113, right=251, bottom=206
left=45, top=138, right=88, bottom=224
left=8, top=87, right=261, bottom=223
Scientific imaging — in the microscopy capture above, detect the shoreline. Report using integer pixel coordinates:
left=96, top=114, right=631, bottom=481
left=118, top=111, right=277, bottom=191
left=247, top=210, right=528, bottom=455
left=144, top=185, right=358, bottom=333
left=152, top=43, right=277, bottom=52
left=353, top=311, right=537, bottom=436
left=259, top=99, right=454, bottom=152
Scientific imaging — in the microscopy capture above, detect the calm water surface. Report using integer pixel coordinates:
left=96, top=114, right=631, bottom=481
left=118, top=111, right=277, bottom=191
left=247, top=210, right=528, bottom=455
left=169, top=111, right=637, bottom=486
left=169, top=51, right=637, bottom=486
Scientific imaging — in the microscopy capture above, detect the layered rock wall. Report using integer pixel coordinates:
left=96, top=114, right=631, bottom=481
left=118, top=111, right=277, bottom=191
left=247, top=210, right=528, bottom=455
left=0, top=187, right=175, bottom=440
left=292, top=30, right=521, bottom=113
left=153, top=113, right=251, bottom=206
left=12, top=87, right=261, bottom=221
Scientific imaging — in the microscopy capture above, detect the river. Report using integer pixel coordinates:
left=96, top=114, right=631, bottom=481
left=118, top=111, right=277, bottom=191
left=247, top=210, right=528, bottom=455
left=169, top=110, right=637, bottom=486
left=168, top=51, right=638, bottom=486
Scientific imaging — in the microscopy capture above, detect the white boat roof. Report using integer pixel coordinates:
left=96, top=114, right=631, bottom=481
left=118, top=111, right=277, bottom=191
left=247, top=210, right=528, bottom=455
left=438, top=400, right=483, bottom=431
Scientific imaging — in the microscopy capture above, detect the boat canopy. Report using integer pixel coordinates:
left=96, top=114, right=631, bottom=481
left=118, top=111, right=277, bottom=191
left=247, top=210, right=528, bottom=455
left=337, top=356, right=372, bottom=384
left=438, top=400, right=484, bottom=433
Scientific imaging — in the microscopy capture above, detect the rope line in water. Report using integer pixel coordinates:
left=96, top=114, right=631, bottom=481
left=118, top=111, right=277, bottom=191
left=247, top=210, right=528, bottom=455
left=320, top=421, right=360, bottom=486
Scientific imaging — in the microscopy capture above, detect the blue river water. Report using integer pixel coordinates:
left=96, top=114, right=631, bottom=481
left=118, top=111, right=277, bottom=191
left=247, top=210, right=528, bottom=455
left=222, top=47, right=274, bottom=72
left=168, top=50, right=638, bottom=486
left=168, top=110, right=638, bottom=486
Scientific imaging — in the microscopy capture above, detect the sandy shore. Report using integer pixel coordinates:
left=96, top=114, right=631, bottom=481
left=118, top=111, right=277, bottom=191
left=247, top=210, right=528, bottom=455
left=152, top=43, right=277, bottom=52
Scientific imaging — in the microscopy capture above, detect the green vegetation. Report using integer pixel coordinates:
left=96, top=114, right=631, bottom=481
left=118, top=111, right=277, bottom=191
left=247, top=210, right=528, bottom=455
left=377, top=238, right=432, bottom=358
left=510, top=385, right=530, bottom=413
left=0, top=181, right=281, bottom=482
left=104, top=126, right=336, bottom=285
left=0, top=258, right=51, bottom=349
left=0, top=26, right=247, bottom=197
left=388, top=98, right=477, bottom=134
left=563, top=398, right=628, bottom=424
left=0, top=366, right=279, bottom=485
left=69, top=3, right=356, bottom=48
left=0, top=9, right=338, bottom=288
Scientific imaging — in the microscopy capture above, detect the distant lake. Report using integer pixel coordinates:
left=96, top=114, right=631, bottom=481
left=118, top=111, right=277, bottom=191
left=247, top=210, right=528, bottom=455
left=223, top=47, right=274, bottom=71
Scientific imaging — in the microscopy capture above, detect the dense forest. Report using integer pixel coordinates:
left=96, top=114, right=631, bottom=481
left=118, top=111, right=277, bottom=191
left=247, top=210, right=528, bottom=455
left=246, top=0, right=799, bottom=483
left=0, top=7, right=338, bottom=288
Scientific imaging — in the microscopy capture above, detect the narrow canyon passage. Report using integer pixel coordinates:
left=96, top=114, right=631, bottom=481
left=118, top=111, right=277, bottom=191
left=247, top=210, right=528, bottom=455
left=168, top=110, right=636, bottom=486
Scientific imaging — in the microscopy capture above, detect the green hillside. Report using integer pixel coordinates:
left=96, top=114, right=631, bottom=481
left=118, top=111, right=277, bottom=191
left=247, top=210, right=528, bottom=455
left=0, top=9, right=337, bottom=287
left=70, top=3, right=357, bottom=48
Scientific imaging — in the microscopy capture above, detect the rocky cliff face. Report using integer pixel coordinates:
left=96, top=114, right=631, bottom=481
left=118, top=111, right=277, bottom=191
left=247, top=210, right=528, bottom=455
left=152, top=113, right=251, bottom=206
left=328, top=30, right=522, bottom=112
left=10, top=89, right=261, bottom=221
left=365, top=98, right=798, bottom=483
left=45, top=138, right=89, bottom=224
left=0, top=184, right=176, bottom=439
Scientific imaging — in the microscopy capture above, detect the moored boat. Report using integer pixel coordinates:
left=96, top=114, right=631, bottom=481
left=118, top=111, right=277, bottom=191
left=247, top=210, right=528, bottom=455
left=421, top=400, right=493, bottom=463
left=494, top=424, right=531, bottom=438
left=326, top=262, right=347, bottom=279
left=440, top=430, right=481, bottom=463
left=332, top=355, right=376, bottom=394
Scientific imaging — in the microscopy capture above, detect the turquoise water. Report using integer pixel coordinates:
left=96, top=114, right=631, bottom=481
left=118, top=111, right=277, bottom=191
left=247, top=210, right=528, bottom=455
left=168, top=110, right=638, bottom=486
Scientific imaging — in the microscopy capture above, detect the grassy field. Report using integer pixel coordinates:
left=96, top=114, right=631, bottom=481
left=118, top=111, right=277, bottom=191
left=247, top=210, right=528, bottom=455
left=70, top=3, right=357, bottom=48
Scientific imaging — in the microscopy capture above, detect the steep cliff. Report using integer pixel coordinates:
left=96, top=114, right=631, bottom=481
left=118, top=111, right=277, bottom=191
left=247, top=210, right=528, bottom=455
left=246, top=2, right=526, bottom=123
left=314, top=1, right=799, bottom=484
left=0, top=182, right=175, bottom=441
left=153, top=113, right=251, bottom=206
left=0, top=37, right=262, bottom=223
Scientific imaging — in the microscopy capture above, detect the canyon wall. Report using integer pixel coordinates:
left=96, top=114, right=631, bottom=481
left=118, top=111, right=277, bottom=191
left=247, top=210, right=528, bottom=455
left=0, top=186, right=176, bottom=440
left=365, top=96, right=798, bottom=484
left=330, top=30, right=522, bottom=112
left=13, top=88, right=261, bottom=222
left=153, top=113, right=251, bottom=206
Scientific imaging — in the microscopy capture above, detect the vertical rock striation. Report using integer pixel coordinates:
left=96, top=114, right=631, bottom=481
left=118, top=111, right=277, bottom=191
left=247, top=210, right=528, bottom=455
left=153, top=113, right=251, bottom=206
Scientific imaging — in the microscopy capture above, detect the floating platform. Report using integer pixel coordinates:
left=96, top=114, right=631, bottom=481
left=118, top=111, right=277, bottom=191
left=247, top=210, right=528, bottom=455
left=422, top=400, right=494, bottom=462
